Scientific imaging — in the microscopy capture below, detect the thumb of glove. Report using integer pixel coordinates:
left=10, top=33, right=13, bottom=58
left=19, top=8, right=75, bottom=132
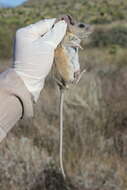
left=40, top=20, right=67, bottom=48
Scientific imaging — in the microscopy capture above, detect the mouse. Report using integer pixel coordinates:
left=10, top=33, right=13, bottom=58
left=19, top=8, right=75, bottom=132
left=54, top=15, right=93, bottom=89
left=53, top=15, right=93, bottom=178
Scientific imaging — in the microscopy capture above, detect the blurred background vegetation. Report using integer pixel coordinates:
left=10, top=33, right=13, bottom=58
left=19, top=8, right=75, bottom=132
left=0, top=0, right=127, bottom=58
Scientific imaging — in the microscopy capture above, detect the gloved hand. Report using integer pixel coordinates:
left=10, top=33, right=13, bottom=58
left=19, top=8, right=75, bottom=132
left=13, top=18, right=67, bottom=102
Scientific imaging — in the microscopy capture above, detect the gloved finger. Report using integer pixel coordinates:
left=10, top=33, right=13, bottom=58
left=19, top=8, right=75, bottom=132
left=40, top=20, right=67, bottom=48
left=16, top=18, right=56, bottom=41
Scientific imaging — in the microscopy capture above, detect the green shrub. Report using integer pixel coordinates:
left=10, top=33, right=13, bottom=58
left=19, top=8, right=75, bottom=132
left=90, top=26, right=127, bottom=48
left=0, top=27, right=13, bottom=58
left=90, top=16, right=111, bottom=24
left=0, top=0, right=127, bottom=58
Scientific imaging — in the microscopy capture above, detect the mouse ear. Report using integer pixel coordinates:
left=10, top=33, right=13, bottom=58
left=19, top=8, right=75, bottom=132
left=55, top=15, right=75, bottom=26
left=67, top=15, right=75, bottom=25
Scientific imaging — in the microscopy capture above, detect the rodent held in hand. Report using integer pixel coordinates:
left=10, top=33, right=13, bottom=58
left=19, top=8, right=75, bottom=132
left=54, top=15, right=93, bottom=89
left=52, top=15, right=93, bottom=178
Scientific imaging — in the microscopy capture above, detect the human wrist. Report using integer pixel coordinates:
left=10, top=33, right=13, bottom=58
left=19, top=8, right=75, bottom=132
left=14, top=69, right=45, bottom=102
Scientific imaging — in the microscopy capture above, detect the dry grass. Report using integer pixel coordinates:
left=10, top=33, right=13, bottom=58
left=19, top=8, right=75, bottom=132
left=0, top=47, right=127, bottom=189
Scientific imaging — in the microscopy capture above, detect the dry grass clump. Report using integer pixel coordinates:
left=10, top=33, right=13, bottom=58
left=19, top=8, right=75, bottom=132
left=30, top=163, right=91, bottom=190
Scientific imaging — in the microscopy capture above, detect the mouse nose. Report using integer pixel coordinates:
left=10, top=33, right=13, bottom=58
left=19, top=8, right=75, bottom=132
left=85, top=24, right=91, bottom=30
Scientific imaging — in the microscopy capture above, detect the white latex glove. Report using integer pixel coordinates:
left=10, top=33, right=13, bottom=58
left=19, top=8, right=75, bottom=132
left=13, top=19, right=67, bottom=101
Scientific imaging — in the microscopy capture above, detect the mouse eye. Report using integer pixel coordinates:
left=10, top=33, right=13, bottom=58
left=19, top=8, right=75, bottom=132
left=78, top=23, right=85, bottom=28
